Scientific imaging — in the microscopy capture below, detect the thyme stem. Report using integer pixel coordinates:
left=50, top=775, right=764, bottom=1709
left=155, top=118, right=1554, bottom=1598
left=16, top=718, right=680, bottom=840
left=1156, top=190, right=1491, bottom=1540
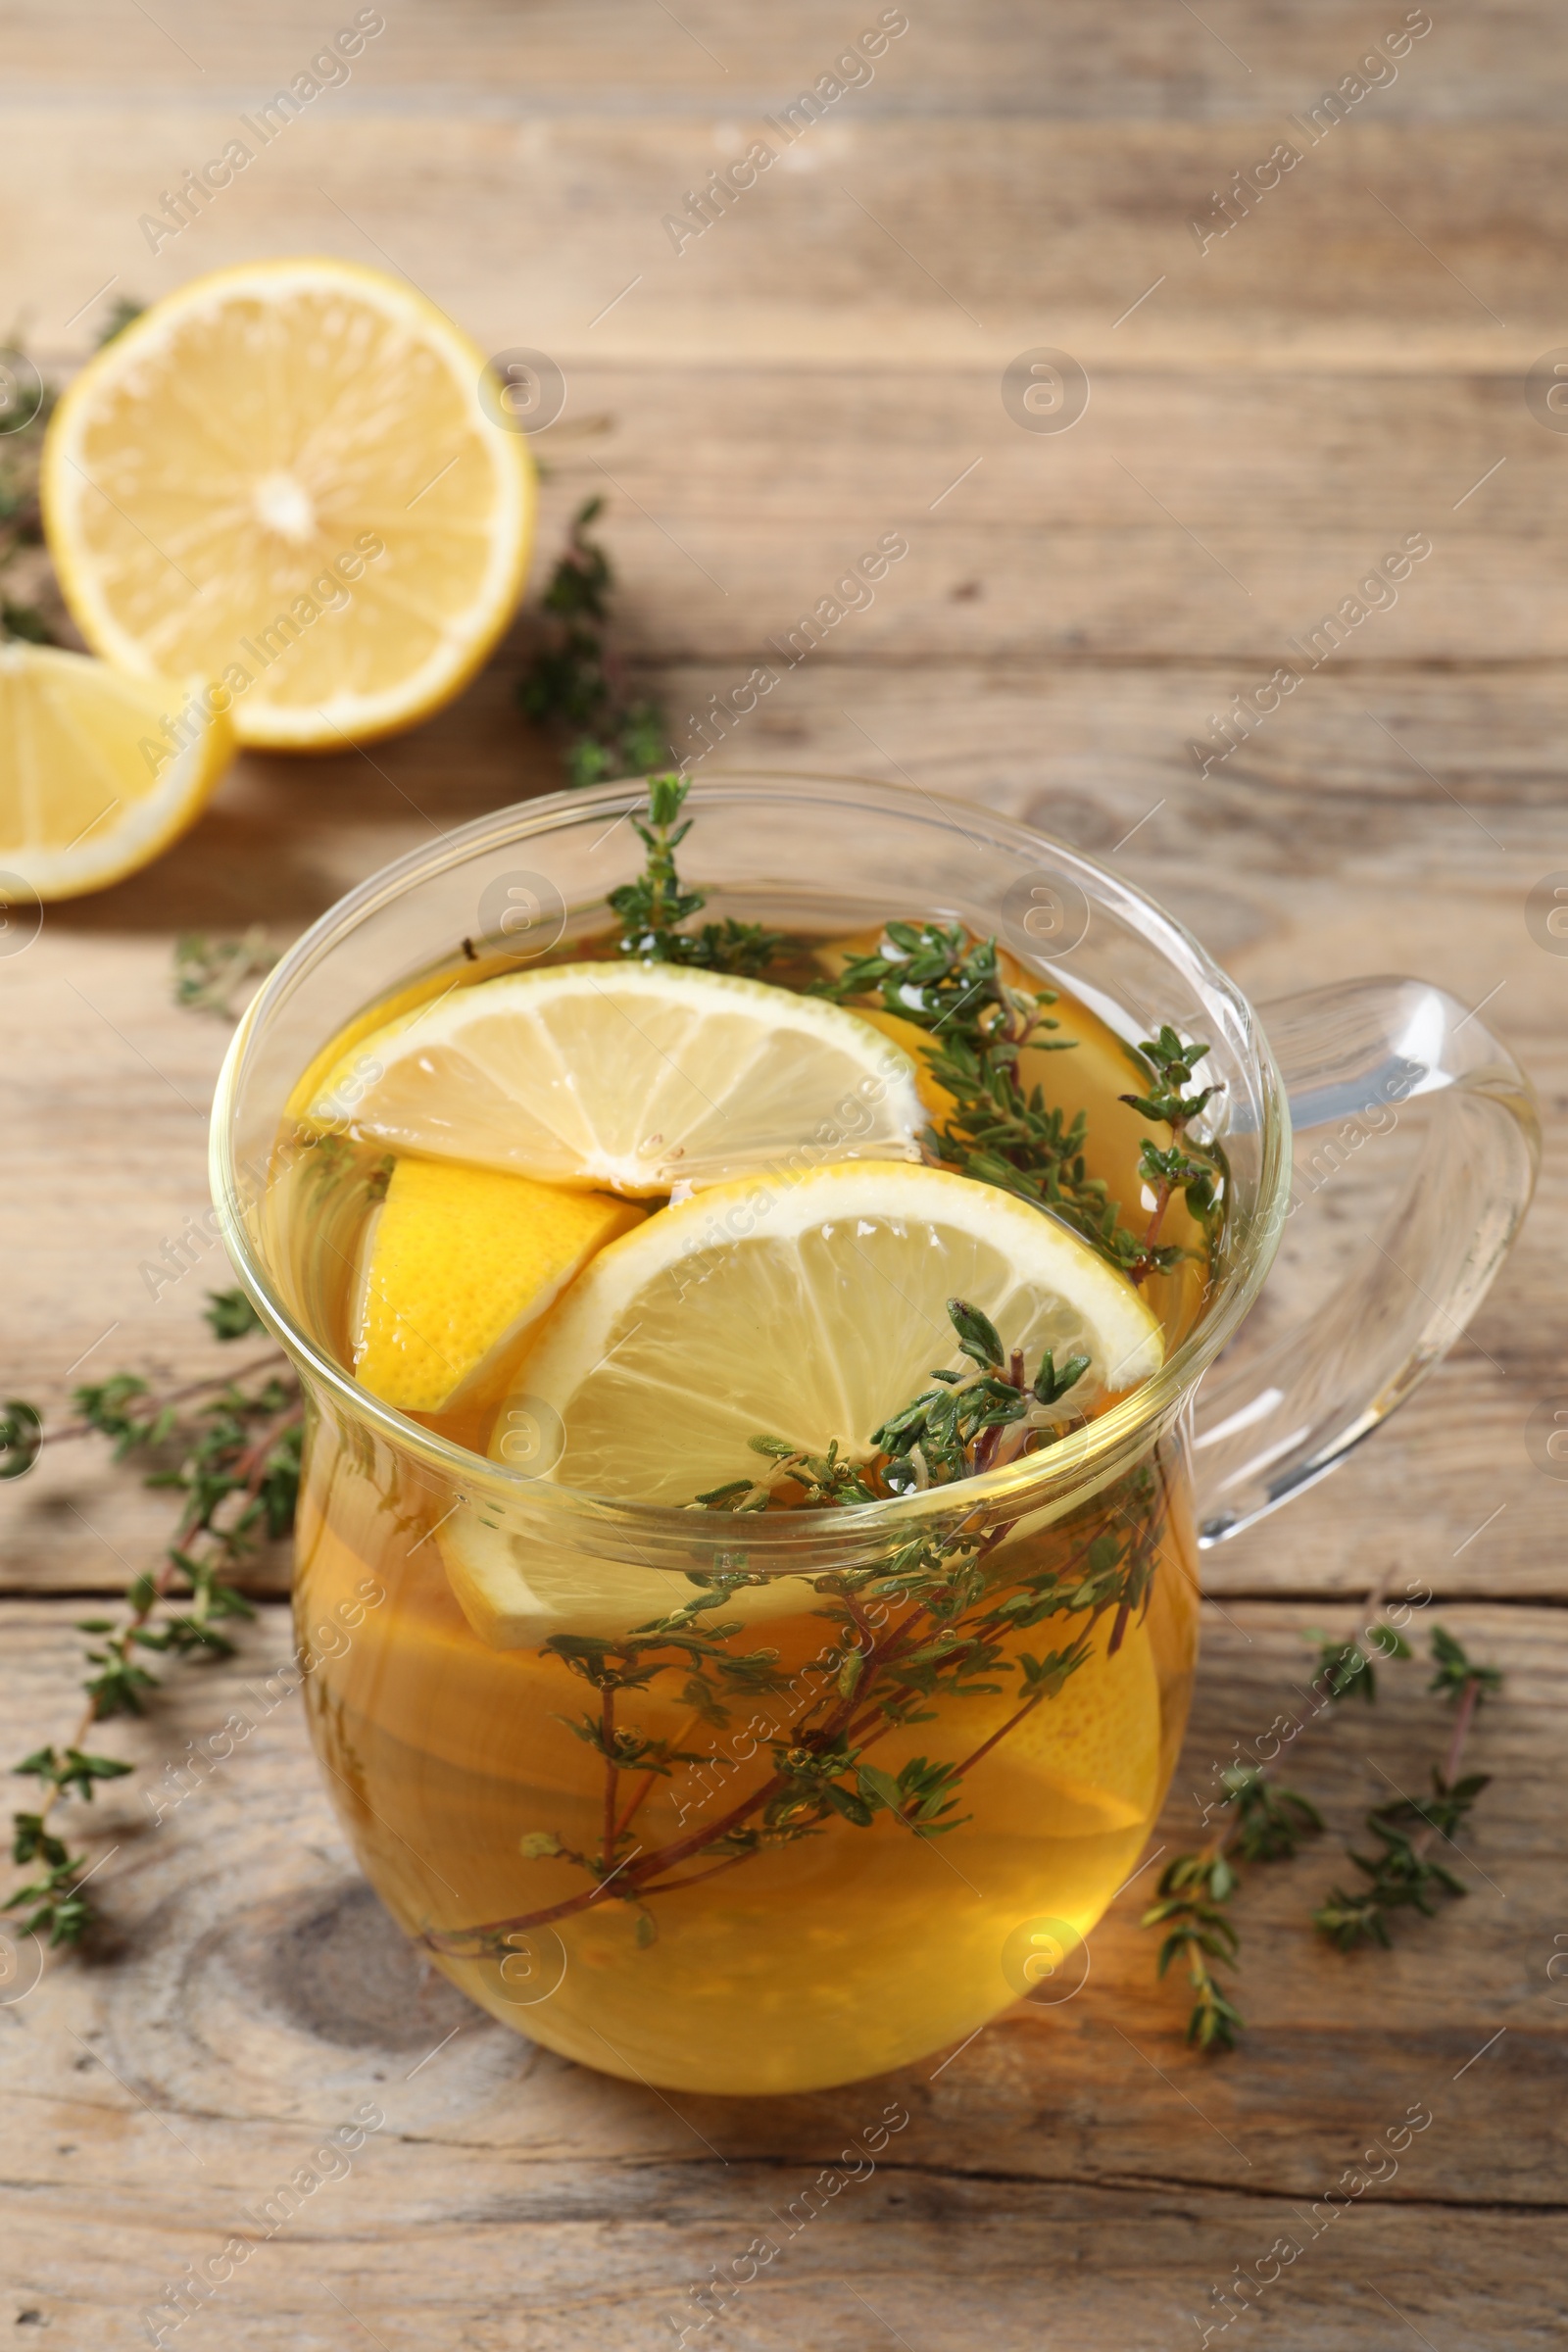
left=422, top=1317, right=1170, bottom=1956
left=1433, top=1674, right=1482, bottom=1821
left=6, top=1293, right=297, bottom=1948
left=601, top=1687, right=619, bottom=1872
left=40, top=1353, right=287, bottom=1447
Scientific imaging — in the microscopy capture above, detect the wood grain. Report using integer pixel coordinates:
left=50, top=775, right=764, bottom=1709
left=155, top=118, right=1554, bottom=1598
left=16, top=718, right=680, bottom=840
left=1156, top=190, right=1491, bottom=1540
left=4, top=648, right=1563, bottom=1603
left=2, top=1599, right=1561, bottom=2348
left=2, top=0, right=1565, bottom=2340
left=4, top=122, right=1564, bottom=373
left=0, top=0, right=1563, bottom=122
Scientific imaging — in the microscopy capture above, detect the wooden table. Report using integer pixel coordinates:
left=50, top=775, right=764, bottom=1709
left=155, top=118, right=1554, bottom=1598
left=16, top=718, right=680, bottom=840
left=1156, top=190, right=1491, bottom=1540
left=3, top=5, right=1565, bottom=2344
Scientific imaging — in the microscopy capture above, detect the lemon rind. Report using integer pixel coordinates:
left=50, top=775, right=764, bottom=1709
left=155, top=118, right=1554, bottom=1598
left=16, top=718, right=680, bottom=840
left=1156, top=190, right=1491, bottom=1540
left=0, top=647, right=233, bottom=901
left=510, top=1160, right=1164, bottom=1488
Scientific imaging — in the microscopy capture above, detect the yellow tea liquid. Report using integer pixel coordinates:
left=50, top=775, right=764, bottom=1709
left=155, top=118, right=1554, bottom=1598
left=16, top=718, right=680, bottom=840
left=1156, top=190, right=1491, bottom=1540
left=278, top=930, right=1205, bottom=2094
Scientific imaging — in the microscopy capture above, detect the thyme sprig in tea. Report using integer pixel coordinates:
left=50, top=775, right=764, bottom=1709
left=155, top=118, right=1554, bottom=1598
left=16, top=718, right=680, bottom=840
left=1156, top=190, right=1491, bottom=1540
left=817, top=920, right=1223, bottom=1284
left=611, top=773, right=1224, bottom=1286
left=609, top=770, right=783, bottom=975
left=694, top=1298, right=1092, bottom=1514
left=425, top=1301, right=1170, bottom=1964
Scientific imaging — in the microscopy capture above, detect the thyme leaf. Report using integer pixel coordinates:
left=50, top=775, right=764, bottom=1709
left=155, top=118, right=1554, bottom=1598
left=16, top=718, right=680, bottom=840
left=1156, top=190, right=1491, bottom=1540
left=608, top=770, right=782, bottom=975
left=2, top=1290, right=298, bottom=1947
left=519, top=494, right=670, bottom=788
left=819, top=922, right=1223, bottom=1283
left=1303, top=1619, right=1412, bottom=1704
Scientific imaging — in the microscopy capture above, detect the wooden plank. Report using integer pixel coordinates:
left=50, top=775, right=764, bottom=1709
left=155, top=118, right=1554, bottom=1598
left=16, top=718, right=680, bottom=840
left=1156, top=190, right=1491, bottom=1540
left=2, top=0, right=1564, bottom=121
left=1, top=1596, right=1560, bottom=2347
left=513, top=368, right=1564, bottom=665
left=21, top=366, right=1568, bottom=667
left=0, top=117, right=1561, bottom=371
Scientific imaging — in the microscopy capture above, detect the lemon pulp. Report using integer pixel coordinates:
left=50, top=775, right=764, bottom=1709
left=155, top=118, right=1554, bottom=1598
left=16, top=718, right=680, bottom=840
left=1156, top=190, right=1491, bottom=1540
left=351, top=1156, right=642, bottom=1413
left=309, top=960, right=927, bottom=1195
left=0, top=643, right=232, bottom=900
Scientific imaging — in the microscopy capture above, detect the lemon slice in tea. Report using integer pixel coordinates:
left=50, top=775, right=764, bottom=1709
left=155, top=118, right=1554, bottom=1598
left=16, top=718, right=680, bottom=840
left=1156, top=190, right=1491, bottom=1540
left=963, top=1607, right=1162, bottom=1838
left=308, top=962, right=928, bottom=1197
left=505, top=1160, right=1163, bottom=1504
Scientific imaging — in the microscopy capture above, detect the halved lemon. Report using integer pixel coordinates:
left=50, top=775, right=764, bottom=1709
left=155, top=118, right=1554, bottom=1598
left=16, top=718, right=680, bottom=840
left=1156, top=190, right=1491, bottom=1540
left=352, top=1156, right=643, bottom=1413
left=506, top=1159, right=1163, bottom=1504
left=306, top=962, right=928, bottom=1196
left=42, top=258, right=534, bottom=749
left=0, top=642, right=232, bottom=900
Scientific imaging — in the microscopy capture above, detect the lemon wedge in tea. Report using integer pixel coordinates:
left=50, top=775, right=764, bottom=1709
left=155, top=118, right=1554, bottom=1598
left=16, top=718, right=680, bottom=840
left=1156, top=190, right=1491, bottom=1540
left=351, top=1156, right=642, bottom=1413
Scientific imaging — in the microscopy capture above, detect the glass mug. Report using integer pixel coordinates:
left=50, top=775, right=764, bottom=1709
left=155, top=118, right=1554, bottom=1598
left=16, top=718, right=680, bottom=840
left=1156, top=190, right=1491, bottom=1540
left=211, top=776, right=1537, bottom=2095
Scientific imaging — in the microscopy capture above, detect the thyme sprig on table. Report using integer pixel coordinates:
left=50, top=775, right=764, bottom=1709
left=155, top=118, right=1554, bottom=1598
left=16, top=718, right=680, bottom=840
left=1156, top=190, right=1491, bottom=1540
left=172, top=926, right=279, bottom=1018
left=3, top=1292, right=299, bottom=1948
left=424, top=1302, right=1168, bottom=1965
left=0, top=299, right=139, bottom=647
left=0, top=331, right=58, bottom=648
left=1144, top=1767, right=1324, bottom=2051
left=1313, top=1626, right=1500, bottom=1951
left=519, top=494, right=671, bottom=789
left=1148, top=1622, right=1502, bottom=2048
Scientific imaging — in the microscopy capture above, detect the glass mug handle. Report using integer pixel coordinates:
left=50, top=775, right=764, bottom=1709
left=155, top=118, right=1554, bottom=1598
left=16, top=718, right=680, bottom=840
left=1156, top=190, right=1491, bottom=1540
left=1192, top=976, right=1540, bottom=1544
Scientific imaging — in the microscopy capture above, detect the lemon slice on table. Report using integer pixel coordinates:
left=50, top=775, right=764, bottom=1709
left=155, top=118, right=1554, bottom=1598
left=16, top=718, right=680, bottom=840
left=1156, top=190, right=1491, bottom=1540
left=351, top=1157, right=643, bottom=1413
left=505, top=1160, right=1163, bottom=1504
left=0, top=643, right=232, bottom=900
left=42, top=258, right=534, bottom=749
left=307, top=962, right=928, bottom=1196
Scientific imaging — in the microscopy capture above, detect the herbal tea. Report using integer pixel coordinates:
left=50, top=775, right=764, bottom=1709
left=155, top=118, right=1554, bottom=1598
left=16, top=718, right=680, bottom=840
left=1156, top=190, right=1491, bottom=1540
left=275, top=776, right=1222, bottom=2093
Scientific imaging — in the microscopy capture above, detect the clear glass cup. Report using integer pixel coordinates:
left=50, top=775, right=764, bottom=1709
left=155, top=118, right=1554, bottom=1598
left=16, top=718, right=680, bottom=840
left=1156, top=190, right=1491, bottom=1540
left=211, top=775, right=1538, bottom=2094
